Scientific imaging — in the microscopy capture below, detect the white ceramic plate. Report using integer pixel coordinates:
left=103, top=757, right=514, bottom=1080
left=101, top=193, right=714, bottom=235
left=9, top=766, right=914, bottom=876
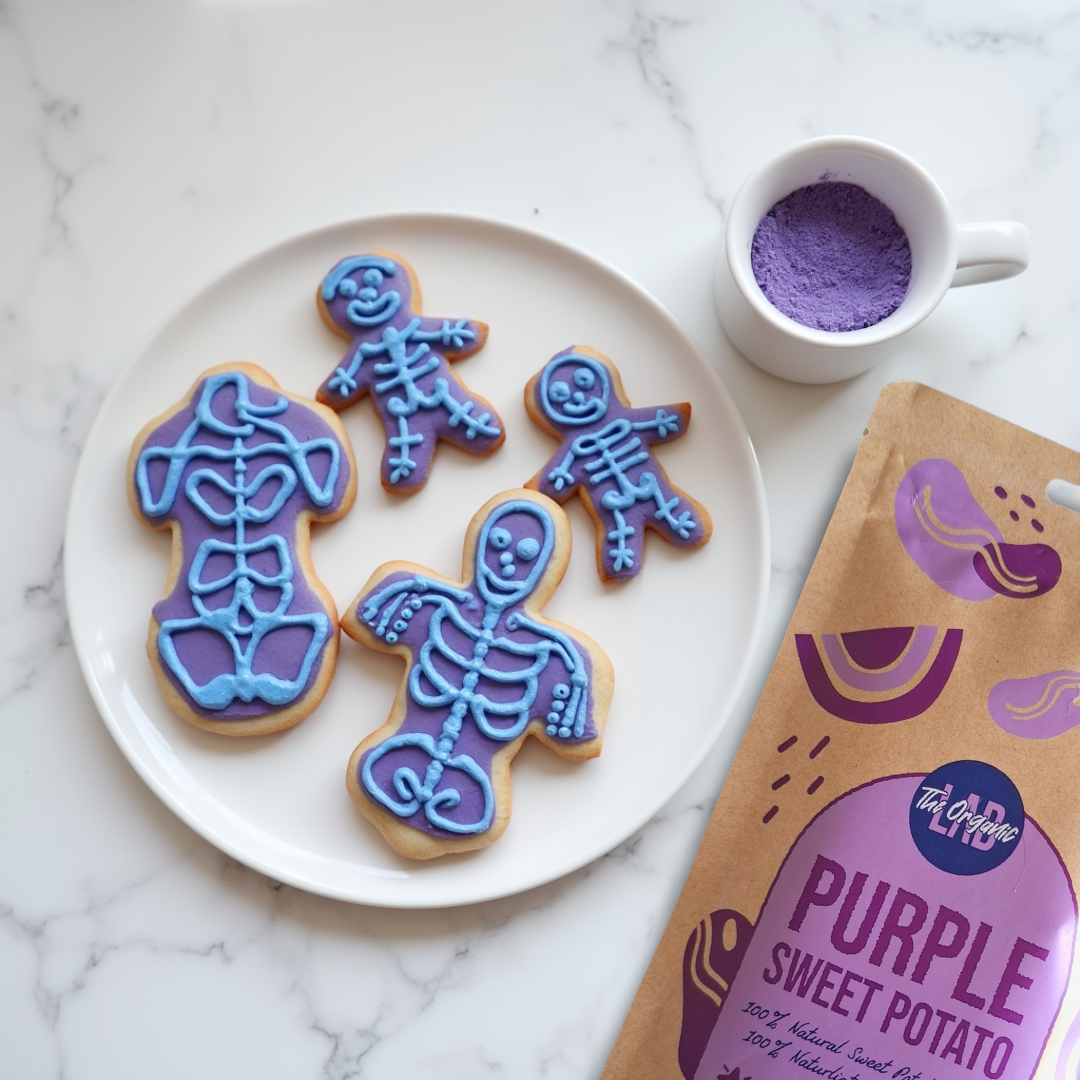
left=65, top=213, right=769, bottom=907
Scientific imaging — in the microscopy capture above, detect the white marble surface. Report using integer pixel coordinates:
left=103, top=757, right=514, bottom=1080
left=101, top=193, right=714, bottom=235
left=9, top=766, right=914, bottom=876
left=2, top=1, right=1078, bottom=1076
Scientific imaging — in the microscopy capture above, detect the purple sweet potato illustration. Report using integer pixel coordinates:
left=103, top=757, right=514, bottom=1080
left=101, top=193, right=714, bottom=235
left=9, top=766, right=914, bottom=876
left=679, top=909, right=754, bottom=1080
left=988, top=671, right=1080, bottom=740
left=796, top=625, right=962, bottom=724
left=895, top=458, right=1060, bottom=600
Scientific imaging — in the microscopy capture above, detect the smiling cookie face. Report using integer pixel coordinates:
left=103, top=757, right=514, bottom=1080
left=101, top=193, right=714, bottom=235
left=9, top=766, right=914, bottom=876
left=320, top=255, right=412, bottom=332
left=475, top=500, right=555, bottom=606
left=539, top=353, right=611, bottom=427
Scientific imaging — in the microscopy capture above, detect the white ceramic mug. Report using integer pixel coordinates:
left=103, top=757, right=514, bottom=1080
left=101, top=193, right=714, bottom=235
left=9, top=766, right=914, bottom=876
left=714, top=136, right=1030, bottom=384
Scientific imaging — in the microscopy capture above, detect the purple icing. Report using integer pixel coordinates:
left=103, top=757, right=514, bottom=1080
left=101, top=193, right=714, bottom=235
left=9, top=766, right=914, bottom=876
left=751, top=181, right=911, bottom=332
left=136, top=371, right=352, bottom=721
left=354, top=496, right=603, bottom=840
left=316, top=254, right=503, bottom=492
left=528, top=348, right=709, bottom=582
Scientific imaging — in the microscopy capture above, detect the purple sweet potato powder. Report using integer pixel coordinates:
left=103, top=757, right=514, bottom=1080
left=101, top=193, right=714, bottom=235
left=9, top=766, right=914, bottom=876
left=751, top=181, right=911, bottom=332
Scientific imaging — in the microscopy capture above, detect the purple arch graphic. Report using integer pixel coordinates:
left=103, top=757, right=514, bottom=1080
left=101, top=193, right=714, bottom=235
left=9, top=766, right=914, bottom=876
left=821, top=624, right=937, bottom=692
left=796, top=627, right=963, bottom=723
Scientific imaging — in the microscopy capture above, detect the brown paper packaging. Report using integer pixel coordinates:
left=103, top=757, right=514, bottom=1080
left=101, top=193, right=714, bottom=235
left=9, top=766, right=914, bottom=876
left=603, top=382, right=1080, bottom=1080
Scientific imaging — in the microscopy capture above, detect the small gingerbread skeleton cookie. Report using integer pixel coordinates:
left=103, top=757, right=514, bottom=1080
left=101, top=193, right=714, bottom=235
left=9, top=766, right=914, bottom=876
left=129, top=363, right=356, bottom=735
left=342, top=488, right=614, bottom=860
left=315, top=252, right=504, bottom=495
left=524, top=346, right=712, bottom=583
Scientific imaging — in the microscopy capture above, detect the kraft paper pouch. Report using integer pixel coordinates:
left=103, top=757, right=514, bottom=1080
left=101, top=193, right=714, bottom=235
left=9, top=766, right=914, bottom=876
left=603, top=382, right=1080, bottom=1080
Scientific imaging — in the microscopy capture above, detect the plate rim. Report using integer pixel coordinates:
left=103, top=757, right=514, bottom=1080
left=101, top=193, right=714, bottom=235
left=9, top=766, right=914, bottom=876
left=64, top=210, right=771, bottom=907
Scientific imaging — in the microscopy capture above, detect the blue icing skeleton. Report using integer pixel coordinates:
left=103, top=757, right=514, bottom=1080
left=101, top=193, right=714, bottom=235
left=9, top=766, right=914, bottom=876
left=525, top=346, right=712, bottom=583
left=130, top=364, right=355, bottom=734
left=342, top=489, right=614, bottom=859
left=315, top=253, right=504, bottom=494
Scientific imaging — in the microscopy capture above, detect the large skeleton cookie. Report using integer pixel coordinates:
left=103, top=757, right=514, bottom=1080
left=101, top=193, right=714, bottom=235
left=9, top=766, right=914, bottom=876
left=316, top=252, right=504, bottom=494
left=342, top=488, right=614, bottom=859
left=129, top=363, right=356, bottom=735
left=525, top=346, right=712, bottom=582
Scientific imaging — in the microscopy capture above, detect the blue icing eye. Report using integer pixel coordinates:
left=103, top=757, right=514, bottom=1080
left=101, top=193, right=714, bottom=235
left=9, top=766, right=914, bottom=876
left=499, top=551, right=514, bottom=566
left=362, top=268, right=384, bottom=287
left=338, top=278, right=358, bottom=298
left=553, top=683, right=570, bottom=699
left=490, top=527, right=512, bottom=549
left=516, top=537, right=540, bottom=560
left=573, top=366, right=596, bottom=389
left=549, top=381, right=571, bottom=403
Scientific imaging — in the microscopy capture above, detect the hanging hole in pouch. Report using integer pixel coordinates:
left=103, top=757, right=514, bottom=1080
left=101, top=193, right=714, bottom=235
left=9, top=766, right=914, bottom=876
left=1047, top=479, right=1080, bottom=514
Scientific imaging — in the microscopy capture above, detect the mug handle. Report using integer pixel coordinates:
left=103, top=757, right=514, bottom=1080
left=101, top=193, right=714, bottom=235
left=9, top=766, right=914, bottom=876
left=951, top=221, right=1030, bottom=288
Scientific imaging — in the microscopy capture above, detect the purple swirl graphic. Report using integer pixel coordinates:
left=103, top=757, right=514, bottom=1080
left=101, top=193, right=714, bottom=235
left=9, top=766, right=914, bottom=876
left=796, top=625, right=962, bottom=724
left=973, top=542, right=1061, bottom=598
left=988, top=671, right=1080, bottom=740
left=895, top=459, right=1060, bottom=600
left=679, top=909, right=754, bottom=1080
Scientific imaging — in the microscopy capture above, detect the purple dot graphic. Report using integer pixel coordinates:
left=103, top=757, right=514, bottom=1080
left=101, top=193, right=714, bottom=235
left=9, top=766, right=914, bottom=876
left=995, top=486, right=1008, bottom=499
left=1033, top=519, right=1044, bottom=533
left=1010, top=510, right=1020, bottom=521
left=1022, top=494, right=1036, bottom=508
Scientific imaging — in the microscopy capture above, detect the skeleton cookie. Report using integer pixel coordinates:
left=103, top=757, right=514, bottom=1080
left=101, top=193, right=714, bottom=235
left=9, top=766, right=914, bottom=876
left=342, top=488, right=614, bottom=859
left=129, top=364, right=356, bottom=735
left=525, top=346, right=712, bottom=583
left=316, top=252, right=504, bottom=494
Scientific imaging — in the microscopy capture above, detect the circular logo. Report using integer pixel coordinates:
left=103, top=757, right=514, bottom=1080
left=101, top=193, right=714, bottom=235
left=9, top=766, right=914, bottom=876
left=909, top=760, right=1024, bottom=876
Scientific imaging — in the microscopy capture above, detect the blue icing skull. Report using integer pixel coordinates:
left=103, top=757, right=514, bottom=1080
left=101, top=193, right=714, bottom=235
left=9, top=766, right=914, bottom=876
left=476, top=501, right=554, bottom=605
left=540, top=354, right=611, bottom=427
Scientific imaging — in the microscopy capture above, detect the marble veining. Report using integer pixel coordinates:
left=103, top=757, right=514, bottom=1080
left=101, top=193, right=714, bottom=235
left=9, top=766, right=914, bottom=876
left=2, top=0, right=1077, bottom=1077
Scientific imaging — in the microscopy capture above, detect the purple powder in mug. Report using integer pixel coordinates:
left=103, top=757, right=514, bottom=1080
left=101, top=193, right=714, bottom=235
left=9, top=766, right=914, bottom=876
left=751, top=181, right=911, bottom=332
